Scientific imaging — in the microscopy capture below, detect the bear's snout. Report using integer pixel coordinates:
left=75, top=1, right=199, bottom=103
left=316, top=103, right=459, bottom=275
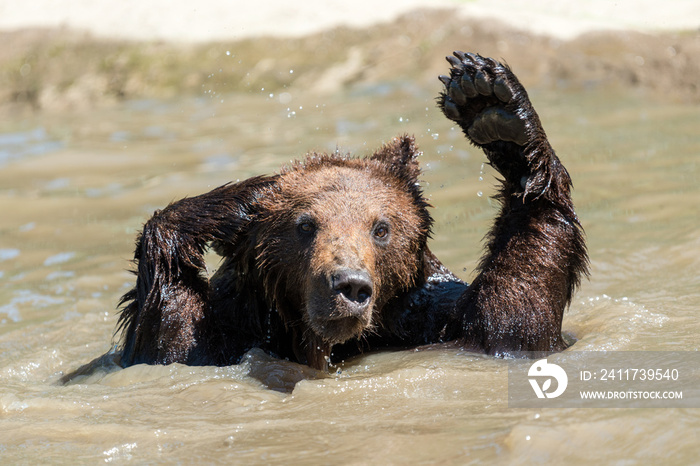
left=305, top=265, right=376, bottom=344
left=331, top=268, right=373, bottom=311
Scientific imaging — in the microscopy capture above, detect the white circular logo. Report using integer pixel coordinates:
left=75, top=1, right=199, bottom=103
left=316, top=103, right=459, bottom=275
left=528, top=359, right=568, bottom=399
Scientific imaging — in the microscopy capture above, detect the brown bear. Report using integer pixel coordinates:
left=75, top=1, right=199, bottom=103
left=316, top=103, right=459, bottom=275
left=100, top=52, right=588, bottom=373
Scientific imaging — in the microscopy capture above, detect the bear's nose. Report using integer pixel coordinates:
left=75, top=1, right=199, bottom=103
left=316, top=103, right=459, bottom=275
left=332, top=269, right=373, bottom=306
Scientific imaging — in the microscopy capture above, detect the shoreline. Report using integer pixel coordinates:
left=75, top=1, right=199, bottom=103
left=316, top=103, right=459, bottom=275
left=1, top=7, right=699, bottom=113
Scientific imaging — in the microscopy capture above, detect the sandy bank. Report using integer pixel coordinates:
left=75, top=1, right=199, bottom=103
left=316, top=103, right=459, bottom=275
left=0, top=0, right=698, bottom=42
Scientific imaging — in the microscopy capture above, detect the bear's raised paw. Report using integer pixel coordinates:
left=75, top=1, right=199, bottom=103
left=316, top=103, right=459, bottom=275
left=438, top=52, right=530, bottom=147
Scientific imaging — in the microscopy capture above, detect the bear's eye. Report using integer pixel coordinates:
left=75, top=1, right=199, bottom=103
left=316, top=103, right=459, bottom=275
left=373, top=223, right=390, bottom=241
left=298, top=220, right=316, bottom=234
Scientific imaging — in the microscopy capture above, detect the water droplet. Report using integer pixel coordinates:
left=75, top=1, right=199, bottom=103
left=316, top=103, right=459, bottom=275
left=477, top=191, right=483, bottom=197
left=431, top=133, right=439, bottom=140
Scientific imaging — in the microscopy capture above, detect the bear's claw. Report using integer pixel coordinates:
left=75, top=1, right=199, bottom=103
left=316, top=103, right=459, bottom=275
left=438, top=51, right=529, bottom=147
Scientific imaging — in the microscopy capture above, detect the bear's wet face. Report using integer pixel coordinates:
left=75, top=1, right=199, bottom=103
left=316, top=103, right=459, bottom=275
left=255, top=161, right=429, bottom=349
left=299, top=201, right=385, bottom=344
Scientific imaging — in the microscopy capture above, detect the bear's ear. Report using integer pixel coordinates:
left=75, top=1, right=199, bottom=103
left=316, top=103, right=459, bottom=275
left=370, top=134, right=421, bottom=183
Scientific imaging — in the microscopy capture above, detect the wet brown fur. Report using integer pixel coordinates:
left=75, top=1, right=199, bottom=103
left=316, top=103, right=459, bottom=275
left=70, top=52, right=588, bottom=375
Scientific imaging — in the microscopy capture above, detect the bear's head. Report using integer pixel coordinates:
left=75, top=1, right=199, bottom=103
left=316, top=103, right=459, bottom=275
left=220, top=136, right=432, bottom=368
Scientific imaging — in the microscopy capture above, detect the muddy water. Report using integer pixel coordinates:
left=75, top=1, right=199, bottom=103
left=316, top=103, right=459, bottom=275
left=1, top=81, right=699, bottom=463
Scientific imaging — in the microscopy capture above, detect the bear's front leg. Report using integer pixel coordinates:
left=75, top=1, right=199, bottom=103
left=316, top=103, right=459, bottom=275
left=438, top=52, right=588, bottom=354
left=118, top=177, right=276, bottom=366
